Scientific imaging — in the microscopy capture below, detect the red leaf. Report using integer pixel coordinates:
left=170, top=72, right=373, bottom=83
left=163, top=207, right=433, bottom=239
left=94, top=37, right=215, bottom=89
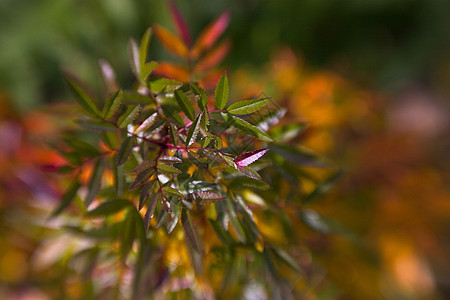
left=168, top=0, right=192, bottom=47
left=235, top=148, right=269, bottom=167
left=191, top=11, right=230, bottom=58
left=153, top=62, right=190, bottom=82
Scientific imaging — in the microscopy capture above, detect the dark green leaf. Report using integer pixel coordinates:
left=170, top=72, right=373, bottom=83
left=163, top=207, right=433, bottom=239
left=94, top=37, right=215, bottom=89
left=157, top=162, right=182, bottom=175
left=303, top=169, right=344, bottom=205
left=270, top=144, right=326, bottom=167
left=130, top=167, right=154, bottom=191
left=103, top=90, right=123, bottom=119
left=181, top=209, right=202, bottom=254
left=75, top=120, right=116, bottom=132
left=149, top=78, right=183, bottom=93
left=191, top=84, right=208, bottom=111
left=118, top=105, right=141, bottom=129
left=113, top=160, right=125, bottom=196
left=122, top=91, right=154, bottom=104
left=186, top=113, right=202, bottom=146
left=50, top=179, right=80, bottom=218
left=214, top=73, right=229, bottom=110
left=64, top=71, right=100, bottom=116
left=144, top=194, right=158, bottom=232
left=175, top=89, right=195, bottom=121
left=235, top=165, right=263, bottom=181
left=86, top=199, right=131, bottom=217
left=272, top=248, right=302, bottom=273
left=85, top=159, right=105, bottom=207
left=229, top=115, right=273, bottom=142
left=208, top=219, right=234, bottom=244
left=227, top=98, right=270, bottom=115
left=162, top=186, right=183, bottom=198
left=120, top=209, right=136, bottom=261
left=117, top=137, right=135, bottom=166
left=62, top=137, right=100, bottom=158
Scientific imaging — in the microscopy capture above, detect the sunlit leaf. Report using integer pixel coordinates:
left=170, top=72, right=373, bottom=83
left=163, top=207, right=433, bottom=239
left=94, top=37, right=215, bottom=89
left=85, top=159, right=105, bottom=207
left=168, top=0, right=192, bottom=47
left=134, top=112, right=157, bottom=134
left=229, top=115, right=273, bottom=142
left=139, top=27, right=152, bottom=69
left=154, top=25, right=188, bottom=58
left=186, top=113, right=202, bottom=146
left=189, top=191, right=225, bottom=204
left=175, top=89, right=195, bottom=121
left=99, top=59, right=119, bottom=93
left=148, top=77, right=183, bottom=93
left=190, top=84, right=208, bottom=111
left=227, top=98, right=270, bottom=115
left=128, top=38, right=141, bottom=80
left=235, top=148, right=269, bottom=167
left=86, top=199, right=131, bottom=217
left=157, top=162, right=182, bottom=175
left=162, top=186, right=183, bottom=198
left=215, top=73, right=229, bottom=110
left=118, top=105, right=141, bottom=129
left=152, top=62, right=190, bottom=82
left=158, top=155, right=182, bottom=164
left=141, top=61, right=158, bottom=81
left=195, top=40, right=231, bottom=73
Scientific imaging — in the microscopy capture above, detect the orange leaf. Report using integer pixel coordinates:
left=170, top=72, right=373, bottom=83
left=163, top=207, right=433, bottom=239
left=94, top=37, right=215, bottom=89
left=153, top=62, right=190, bottom=82
left=191, top=11, right=230, bottom=59
left=154, top=25, right=188, bottom=58
left=199, top=69, right=226, bottom=90
left=195, top=40, right=231, bottom=73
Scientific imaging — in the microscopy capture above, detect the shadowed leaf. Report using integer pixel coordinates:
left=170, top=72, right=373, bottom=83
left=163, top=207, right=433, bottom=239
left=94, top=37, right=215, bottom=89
left=175, top=89, right=195, bottom=121
left=181, top=209, right=202, bottom=254
left=85, top=159, right=105, bottom=207
left=86, top=199, right=131, bottom=217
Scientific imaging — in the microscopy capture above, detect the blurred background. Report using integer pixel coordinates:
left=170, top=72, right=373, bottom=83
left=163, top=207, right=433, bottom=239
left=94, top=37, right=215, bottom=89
left=0, top=0, right=449, bottom=299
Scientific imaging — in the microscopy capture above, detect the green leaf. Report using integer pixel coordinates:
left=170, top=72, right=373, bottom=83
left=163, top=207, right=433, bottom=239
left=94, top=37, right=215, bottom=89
left=229, top=115, right=273, bottom=142
left=191, top=84, right=208, bottom=111
left=162, top=186, right=183, bottom=198
left=169, top=123, right=179, bottom=145
left=208, top=219, right=234, bottom=244
left=113, top=160, right=125, bottom=196
left=186, top=113, right=202, bottom=146
left=149, top=78, right=183, bottom=93
left=157, top=162, right=182, bottom=175
left=181, top=209, right=202, bottom=254
left=50, top=179, right=80, bottom=218
left=86, top=199, right=131, bottom=217
left=120, top=209, right=136, bottom=261
left=200, top=110, right=209, bottom=130
left=158, top=155, right=182, bottom=164
left=227, top=98, right=270, bottom=115
left=141, top=61, right=158, bottom=81
left=117, top=137, right=135, bottom=166
left=64, top=72, right=100, bottom=116
left=225, top=197, right=246, bottom=242
left=122, top=91, right=154, bottom=104
left=175, top=89, right=195, bottom=121
left=235, top=165, right=263, bottom=181
left=139, top=181, right=154, bottom=210
left=139, top=28, right=152, bottom=69
left=161, top=103, right=184, bottom=127
left=118, top=105, right=141, bottom=129
left=85, top=159, right=105, bottom=207
left=62, top=137, right=100, bottom=158
left=103, top=90, right=123, bottom=119
left=130, top=167, right=154, bottom=191
left=214, top=73, right=229, bottom=110
left=270, top=123, right=307, bottom=142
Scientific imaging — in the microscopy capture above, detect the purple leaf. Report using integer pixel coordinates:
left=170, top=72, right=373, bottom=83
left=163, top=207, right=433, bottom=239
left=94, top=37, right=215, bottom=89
left=235, top=148, right=269, bottom=167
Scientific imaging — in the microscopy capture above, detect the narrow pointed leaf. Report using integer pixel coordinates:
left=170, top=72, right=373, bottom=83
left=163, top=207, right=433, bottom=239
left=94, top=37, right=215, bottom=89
left=144, top=194, right=158, bottom=232
left=158, top=155, right=182, bottom=164
left=86, top=199, right=131, bottom=217
left=118, top=105, right=141, bottom=128
left=168, top=0, right=192, bottom=47
left=85, top=159, right=105, bottom=207
left=191, top=11, right=230, bottom=58
left=113, top=160, right=125, bottom=196
left=154, top=25, right=188, bottom=58
left=64, top=72, right=100, bottom=116
left=195, top=40, right=231, bottom=73
left=103, top=90, right=123, bottom=119
left=117, top=137, right=135, bottom=166
left=227, top=98, right=270, bottom=115
left=302, top=169, right=344, bottom=205
left=76, top=120, right=116, bottom=132
left=189, top=191, right=225, bottom=204
left=99, top=59, right=119, bottom=93
left=175, top=89, right=195, bottom=121
left=190, top=84, right=208, bottom=111
left=130, top=168, right=154, bottom=191
left=270, top=144, right=326, bottom=167
left=230, top=115, right=273, bottom=142
left=236, top=165, right=263, bottom=181
left=134, top=112, right=157, bottom=134
left=181, top=209, right=202, bottom=254
left=272, top=248, right=302, bottom=273
left=214, top=73, right=228, bottom=110
left=235, top=148, right=269, bottom=167
left=50, top=179, right=80, bottom=218
left=186, top=113, right=202, bottom=146
left=157, top=162, right=182, bottom=175
left=270, top=123, right=307, bottom=142
left=162, top=186, right=183, bottom=198
left=139, top=181, right=154, bottom=210
left=141, top=61, right=158, bottom=81
left=139, top=28, right=152, bottom=69
left=128, top=38, right=140, bottom=80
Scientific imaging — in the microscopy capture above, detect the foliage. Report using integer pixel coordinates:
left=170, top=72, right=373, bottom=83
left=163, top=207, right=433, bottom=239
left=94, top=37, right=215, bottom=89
left=52, top=8, right=337, bottom=299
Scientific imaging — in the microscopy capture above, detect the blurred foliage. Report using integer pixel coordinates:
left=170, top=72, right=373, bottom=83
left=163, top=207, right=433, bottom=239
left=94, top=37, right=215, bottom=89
left=0, top=0, right=449, bottom=299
